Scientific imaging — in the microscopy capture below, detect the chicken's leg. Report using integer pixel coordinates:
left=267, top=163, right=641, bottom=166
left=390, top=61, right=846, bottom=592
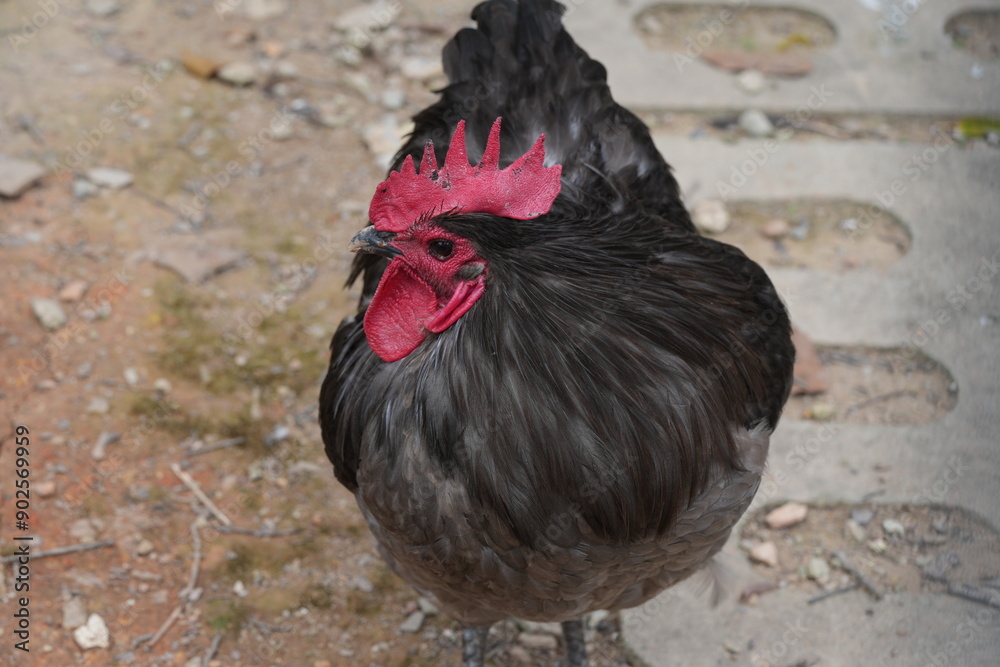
left=561, top=619, right=590, bottom=667
left=462, top=625, right=490, bottom=667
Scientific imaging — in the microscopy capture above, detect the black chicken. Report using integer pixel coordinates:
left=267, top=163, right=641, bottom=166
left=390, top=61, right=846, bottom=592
left=320, top=1, right=794, bottom=665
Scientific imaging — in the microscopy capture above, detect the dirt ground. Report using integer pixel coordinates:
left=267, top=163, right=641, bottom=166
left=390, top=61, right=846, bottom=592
left=0, top=2, right=996, bottom=667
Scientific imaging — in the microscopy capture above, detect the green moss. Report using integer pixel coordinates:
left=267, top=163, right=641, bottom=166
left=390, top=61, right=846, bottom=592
left=205, top=598, right=250, bottom=634
left=153, top=279, right=321, bottom=398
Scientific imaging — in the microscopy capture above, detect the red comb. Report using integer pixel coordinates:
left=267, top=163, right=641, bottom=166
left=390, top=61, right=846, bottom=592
left=368, top=118, right=562, bottom=232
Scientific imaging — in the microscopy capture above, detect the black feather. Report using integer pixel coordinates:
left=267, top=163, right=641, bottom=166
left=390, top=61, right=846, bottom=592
left=319, top=0, right=794, bottom=626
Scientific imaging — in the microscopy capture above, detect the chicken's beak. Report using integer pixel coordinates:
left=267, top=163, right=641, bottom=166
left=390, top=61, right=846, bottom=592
left=349, top=225, right=401, bottom=258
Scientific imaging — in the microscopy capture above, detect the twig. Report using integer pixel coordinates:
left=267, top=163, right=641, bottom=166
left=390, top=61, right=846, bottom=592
left=202, top=632, right=223, bottom=667
left=132, top=188, right=184, bottom=218
left=180, top=522, right=202, bottom=601
left=130, top=633, right=154, bottom=650
left=170, top=463, right=232, bottom=525
left=947, top=583, right=1000, bottom=611
left=16, top=115, right=46, bottom=146
left=845, top=390, right=915, bottom=414
left=0, top=540, right=115, bottom=563
left=248, top=617, right=292, bottom=634
left=808, top=581, right=861, bottom=605
left=211, top=525, right=302, bottom=538
left=185, top=437, right=244, bottom=457
left=832, top=550, right=883, bottom=601
left=146, top=604, right=183, bottom=651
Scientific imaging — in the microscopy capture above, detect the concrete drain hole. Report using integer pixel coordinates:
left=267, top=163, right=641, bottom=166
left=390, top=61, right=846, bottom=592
left=740, top=503, right=1000, bottom=599
left=788, top=346, right=957, bottom=425
left=945, top=9, right=1000, bottom=60
left=707, top=199, right=911, bottom=271
left=635, top=4, right=836, bottom=74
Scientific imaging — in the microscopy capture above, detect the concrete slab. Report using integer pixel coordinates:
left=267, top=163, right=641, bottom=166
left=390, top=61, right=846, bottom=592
left=564, top=0, right=1000, bottom=115
left=624, top=550, right=1000, bottom=667
left=622, top=136, right=1000, bottom=665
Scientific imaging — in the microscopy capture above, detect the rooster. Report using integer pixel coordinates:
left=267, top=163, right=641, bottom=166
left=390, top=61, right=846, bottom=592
left=319, top=1, right=794, bottom=665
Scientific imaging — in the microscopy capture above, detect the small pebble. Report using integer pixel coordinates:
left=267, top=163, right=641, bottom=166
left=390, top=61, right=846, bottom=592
left=417, top=597, right=438, bottom=616
left=59, top=280, right=87, bottom=303
left=761, top=218, right=790, bottom=239
left=73, top=613, right=110, bottom=650
left=806, top=556, right=830, bottom=582
left=868, top=538, right=888, bottom=554
left=218, top=62, right=258, bottom=86
left=77, top=361, right=94, bottom=380
left=136, top=539, right=155, bottom=557
left=31, top=298, right=67, bottom=331
left=85, top=0, right=120, bottom=17
left=87, top=167, right=134, bottom=190
left=851, top=508, right=874, bottom=526
left=692, top=199, right=731, bottom=234
left=233, top=581, right=248, bottom=597
left=123, top=367, right=140, bottom=386
left=738, top=109, right=774, bottom=137
left=36, top=480, right=57, bottom=498
left=765, top=502, right=809, bottom=529
left=153, top=378, right=172, bottom=395
left=70, top=518, right=99, bottom=543
left=399, top=610, right=425, bottom=633
left=736, top=69, right=765, bottom=95
left=0, top=155, right=47, bottom=198
left=806, top=402, right=835, bottom=421
left=352, top=575, right=374, bottom=593
left=882, top=518, right=906, bottom=538
left=63, top=597, right=88, bottom=629
left=87, top=397, right=110, bottom=414
left=749, top=541, right=778, bottom=567
left=845, top=519, right=866, bottom=542
left=72, top=179, right=100, bottom=199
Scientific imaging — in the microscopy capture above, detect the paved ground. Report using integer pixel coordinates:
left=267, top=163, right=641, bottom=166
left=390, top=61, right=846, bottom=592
left=1, top=0, right=998, bottom=666
left=562, top=1, right=1000, bottom=665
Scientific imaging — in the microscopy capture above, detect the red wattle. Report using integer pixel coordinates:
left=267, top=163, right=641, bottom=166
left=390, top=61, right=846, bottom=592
left=363, top=261, right=488, bottom=362
left=363, top=260, right=438, bottom=362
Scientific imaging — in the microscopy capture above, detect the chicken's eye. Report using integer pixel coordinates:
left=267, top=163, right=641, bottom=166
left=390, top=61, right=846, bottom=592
left=428, top=238, right=454, bottom=260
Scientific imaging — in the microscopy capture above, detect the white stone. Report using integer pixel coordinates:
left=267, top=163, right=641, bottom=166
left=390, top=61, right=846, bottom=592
left=765, top=502, right=809, bottom=529
left=32, top=298, right=67, bottom=331
left=736, top=69, right=766, bottom=95
left=692, top=199, right=731, bottom=234
left=87, top=167, right=133, bottom=189
left=218, top=62, right=258, bottom=86
left=73, top=614, right=110, bottom=650
left=749, top=541, right=778, bottom=567
left=738, top=109, right=774, bottom=137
